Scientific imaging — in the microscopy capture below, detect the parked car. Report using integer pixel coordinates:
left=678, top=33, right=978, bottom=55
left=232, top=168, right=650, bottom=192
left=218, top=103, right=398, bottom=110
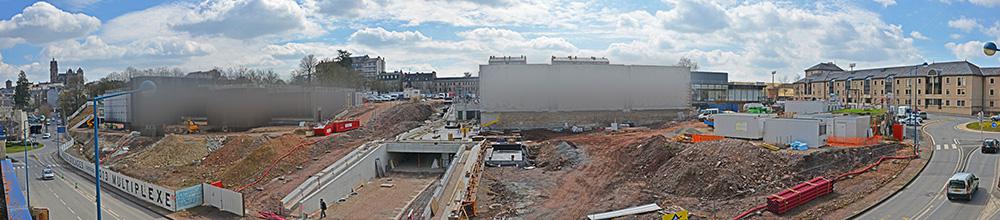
left=41, top=168, right=54, bottom=180
left=992, top=115, right=1000, bottom=122
left=947, top=172, right=979, bottom=201
left=983, top=138, right=1000, bottom=154
left=697, top=108, right=720, bottom=121
left=42, top=133, right=51, bottom=139
left=919, top=111, right=928, bottom=120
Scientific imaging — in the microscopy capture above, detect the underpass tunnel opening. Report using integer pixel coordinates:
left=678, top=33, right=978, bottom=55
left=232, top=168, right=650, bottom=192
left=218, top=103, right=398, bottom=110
left=387, top=152, right=454, bottom=173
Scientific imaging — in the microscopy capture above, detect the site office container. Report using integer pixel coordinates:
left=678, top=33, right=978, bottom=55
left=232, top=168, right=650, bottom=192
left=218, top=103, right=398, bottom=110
left=712, top=113, right=777, bottom=139
left=766, top=177, right=833, bottom=214
left=763, top=118, right=825, bottom=147
left=784, top=101, right=828, bottom=115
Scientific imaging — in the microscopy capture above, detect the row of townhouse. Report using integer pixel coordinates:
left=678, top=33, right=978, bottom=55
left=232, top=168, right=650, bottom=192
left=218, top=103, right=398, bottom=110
left=793, top=61, right=1000, bottom=115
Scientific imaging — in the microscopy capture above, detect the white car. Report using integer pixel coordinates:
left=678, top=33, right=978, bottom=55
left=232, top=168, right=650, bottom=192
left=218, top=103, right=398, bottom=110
left=41, top=168, right=54, bottom=180
left=42, top=133, right=51, bottom=139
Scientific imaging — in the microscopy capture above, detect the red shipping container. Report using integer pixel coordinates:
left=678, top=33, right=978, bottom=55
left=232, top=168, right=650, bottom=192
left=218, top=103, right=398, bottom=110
left=766, top=177, right=833, bottom=214
left=332, top=120, right=361, bottom=133
left=313, top=126, right=333, bottom=136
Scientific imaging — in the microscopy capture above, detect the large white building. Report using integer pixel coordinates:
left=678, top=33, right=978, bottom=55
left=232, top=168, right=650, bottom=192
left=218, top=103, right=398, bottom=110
left=349, top=55, right=385, bottom=78
left=479, top=56, right=691, bottom=129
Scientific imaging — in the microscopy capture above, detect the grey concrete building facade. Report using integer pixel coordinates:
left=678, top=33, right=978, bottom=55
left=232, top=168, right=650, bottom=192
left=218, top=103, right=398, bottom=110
left=479, top=56, right=690, bottom=129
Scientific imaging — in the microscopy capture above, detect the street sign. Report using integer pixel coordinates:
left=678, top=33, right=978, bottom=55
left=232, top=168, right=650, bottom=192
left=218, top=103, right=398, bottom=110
left=56, top=126, right=66, bottom=133
left=993, top=122, right=997, bottom=128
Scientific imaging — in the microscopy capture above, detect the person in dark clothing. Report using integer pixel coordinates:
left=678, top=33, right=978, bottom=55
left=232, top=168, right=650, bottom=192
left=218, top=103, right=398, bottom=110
left=320, top=199, right=327, bottom=218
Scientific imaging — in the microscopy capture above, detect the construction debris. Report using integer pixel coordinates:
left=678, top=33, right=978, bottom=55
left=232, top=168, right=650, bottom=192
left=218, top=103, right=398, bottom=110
left=475, top=120, right=909, bottom=219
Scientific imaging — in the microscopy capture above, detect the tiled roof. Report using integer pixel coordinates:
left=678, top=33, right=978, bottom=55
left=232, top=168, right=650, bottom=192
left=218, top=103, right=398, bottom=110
left=796, top=61, right=986, bottom=83
left=805, top=62, right=844, bottom=72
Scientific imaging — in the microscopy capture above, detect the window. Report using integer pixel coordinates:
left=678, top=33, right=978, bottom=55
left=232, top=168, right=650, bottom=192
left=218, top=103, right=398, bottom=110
left=946, top=100, right=950, bottom=106
left=992, top=78, right=996, bottom=84
left=946, top=77, right=950, bottom=84
left=958, top=89, right=965, bottom=95
left=958, top=78, right=964, bottom=86
left=992, top=101, right=995, bottom=107
left=957, top=100, right=965, bottom=107
left=918, top=89, right=921, bottom=94
left=992, top=89, right=995, bottom=96
left=918, top=79, right=922, bottom=83
left=946, top=89, right=950, bottom=95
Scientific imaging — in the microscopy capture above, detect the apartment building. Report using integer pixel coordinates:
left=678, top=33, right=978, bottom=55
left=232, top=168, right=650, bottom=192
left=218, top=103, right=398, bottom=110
left=794, top=61, right=1000, bottom=115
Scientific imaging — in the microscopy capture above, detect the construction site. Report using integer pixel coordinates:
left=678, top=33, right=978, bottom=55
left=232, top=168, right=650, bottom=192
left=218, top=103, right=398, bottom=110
left=60, top=98, right=442, bottom=218
left=44, top=57, right=928, bottom=220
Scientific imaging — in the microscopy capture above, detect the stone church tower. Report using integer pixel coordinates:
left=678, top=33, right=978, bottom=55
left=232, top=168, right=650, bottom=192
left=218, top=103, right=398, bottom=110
left=50, top=58, right=58, bottom=83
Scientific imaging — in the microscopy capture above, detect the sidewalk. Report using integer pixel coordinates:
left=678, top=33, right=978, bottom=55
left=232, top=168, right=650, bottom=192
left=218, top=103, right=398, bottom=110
left=832, top=134, right=934, bottom=217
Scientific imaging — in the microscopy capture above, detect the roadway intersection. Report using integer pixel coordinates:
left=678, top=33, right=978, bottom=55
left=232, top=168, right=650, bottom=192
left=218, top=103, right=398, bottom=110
left=859, top=114, right=1000, bottom=219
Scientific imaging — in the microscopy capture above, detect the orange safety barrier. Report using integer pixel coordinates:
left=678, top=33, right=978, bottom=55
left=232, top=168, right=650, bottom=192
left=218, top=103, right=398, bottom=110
left=691, top=134, right=725, bottom=142
left=826, top=135, right=882, bottom=147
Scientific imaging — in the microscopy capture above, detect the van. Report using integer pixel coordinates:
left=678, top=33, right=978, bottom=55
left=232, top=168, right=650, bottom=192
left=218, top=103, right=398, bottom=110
left=947, top=172, right=979, bottom=201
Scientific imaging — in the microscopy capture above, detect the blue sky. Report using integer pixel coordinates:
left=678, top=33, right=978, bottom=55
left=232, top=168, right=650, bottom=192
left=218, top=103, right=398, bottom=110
left=1, top=0, right=1000, bottom=83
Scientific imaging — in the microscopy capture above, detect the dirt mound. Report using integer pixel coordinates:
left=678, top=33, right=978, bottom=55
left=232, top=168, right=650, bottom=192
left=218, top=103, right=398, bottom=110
left=476, top=125, right=908, bottom=219
left=530, top=141, right=588, bottom=171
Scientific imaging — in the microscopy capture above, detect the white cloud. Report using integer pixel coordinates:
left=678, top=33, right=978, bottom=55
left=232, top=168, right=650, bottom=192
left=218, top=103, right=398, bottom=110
left=910, top=31, right=929, bottom=40
left=874, top=0, right=897, bottom=7
left=945, top=41, right=985, bottom=60
left=657, top=0, right=730, bottom=33
left=948, top=17, right=979, bottom=32
left=951, top=33, right=962, bottom=40
left=61, top=0, right=102, bottom=9
left=173, top=0, right=321, bottom=39
left=348, top=27, right=431, bottom=46
left=942, top=0, right=1000, bottom=7
left=0, top=2, right=101, bottom=44
left=601, top=1, right=923, bottom=81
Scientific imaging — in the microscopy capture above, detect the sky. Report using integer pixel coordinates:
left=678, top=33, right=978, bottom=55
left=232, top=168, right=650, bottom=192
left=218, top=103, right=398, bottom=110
left=1, top=0, right=1000, bottom=83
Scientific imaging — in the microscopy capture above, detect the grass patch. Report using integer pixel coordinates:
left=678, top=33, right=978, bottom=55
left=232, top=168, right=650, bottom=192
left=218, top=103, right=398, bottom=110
left=5, top=142, right=43, bottom=154
left=832, top=108, right=886, bottom=116
left=967, top=121, right=1000, bottom=132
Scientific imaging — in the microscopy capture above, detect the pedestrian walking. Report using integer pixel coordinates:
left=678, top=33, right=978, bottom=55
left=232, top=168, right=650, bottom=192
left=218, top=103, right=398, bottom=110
left=320, top=199, right=327, bottom=218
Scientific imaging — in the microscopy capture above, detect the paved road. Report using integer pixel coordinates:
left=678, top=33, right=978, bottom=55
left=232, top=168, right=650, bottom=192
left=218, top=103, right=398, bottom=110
left=858, top=114, right=1000, bottom=219
left=8, top=128, right=166, bottom=220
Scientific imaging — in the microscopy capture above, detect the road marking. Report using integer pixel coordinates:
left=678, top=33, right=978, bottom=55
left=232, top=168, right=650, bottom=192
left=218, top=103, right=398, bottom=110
left=912, top=125, right=955, bottom=220
left=67, top=206, right=76, bottom=214
left=76, top=216, right=82, bottom=220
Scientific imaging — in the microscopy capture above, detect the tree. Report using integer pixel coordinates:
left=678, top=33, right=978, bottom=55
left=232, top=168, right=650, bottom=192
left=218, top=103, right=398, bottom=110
left=335, top=50, right=353, bottom=68
left=298, top=54, right=317, bottom=84
left=58, top=88, right=87, bottom=119
left=315, top=60, right=364, bottom=88
left=14, top=71, right=30, bottom=110
left=677, top=57, right=699, bottom=70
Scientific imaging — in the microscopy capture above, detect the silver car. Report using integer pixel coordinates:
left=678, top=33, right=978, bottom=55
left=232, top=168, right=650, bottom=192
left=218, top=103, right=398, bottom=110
left=41, top=168, right=54, bottom=180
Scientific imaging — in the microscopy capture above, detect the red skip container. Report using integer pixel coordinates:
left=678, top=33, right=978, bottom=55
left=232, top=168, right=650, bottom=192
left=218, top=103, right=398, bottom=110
left=766, top=176, right=833, bottom=214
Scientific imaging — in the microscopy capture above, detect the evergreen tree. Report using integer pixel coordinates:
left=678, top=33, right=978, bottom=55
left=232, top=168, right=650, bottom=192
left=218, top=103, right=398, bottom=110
left=14, top=70, right=30, bottom=110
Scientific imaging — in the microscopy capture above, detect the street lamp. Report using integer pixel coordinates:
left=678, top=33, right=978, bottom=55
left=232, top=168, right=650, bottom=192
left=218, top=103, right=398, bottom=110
left=92, top=80, right=155, bottom=220
left=911, top=63, right=928, bottom=154
left=984, top=42, right=999, bottom=56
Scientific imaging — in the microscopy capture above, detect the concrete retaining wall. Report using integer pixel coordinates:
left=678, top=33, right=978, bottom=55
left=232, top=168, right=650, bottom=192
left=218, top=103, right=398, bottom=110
left=294, top=143, right=388, bottom=215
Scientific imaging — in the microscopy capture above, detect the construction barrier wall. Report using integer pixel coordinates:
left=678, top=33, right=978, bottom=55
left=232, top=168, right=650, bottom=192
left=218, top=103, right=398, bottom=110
left=713, top=113, right=776, bottom=139
left=202, top=183, right=245, bottom=216
left=58, top=138, right=245, bottom=215
left=175, top=185, right=203, bottom=210
left=59, top=139, right=178, bottom=211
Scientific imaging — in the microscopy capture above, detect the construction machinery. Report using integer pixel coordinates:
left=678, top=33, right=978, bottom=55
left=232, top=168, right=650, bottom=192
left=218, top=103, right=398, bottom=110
left=186, top=118, right=200, bottom=134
